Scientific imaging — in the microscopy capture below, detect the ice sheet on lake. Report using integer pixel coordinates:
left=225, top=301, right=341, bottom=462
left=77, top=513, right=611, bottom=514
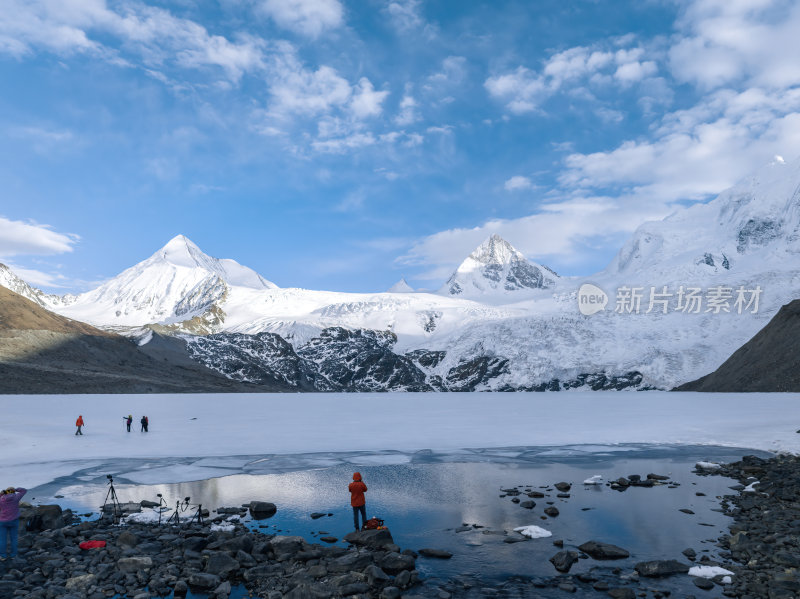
left=3, top=391, right=799, bottom=488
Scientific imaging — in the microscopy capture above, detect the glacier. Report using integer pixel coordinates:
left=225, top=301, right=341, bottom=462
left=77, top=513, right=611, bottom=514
left=3, top=158, right=800, bottom=390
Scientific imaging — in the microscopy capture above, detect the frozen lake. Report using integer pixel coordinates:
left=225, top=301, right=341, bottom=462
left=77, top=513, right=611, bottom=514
left=28, top=444, right=767, bottom=597
left=3, top=391, right=796, bottom=596
left=2, top=391, right=799, bottom=488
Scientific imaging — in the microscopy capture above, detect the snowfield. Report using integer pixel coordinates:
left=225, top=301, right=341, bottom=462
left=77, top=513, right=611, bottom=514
left=3, top=391, right=799, bottom=488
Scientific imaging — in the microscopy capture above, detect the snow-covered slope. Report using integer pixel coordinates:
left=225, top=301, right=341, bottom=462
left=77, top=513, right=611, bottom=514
left=439, top=234, right=558, bottom=296
left=608, top=157, right=800, bottom=281
left=49, top=235, right=276, bottom=327
left=8, top=157, right=800, bottom=391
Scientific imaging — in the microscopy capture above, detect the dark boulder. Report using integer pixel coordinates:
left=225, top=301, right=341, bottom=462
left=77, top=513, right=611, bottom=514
left=549, top=551, right=579, bottom=573
left=577, top=541, right=630, bottom=560
left=634, top=560, right=691, bottom=577
left=343, top=528, right=395, bottom=549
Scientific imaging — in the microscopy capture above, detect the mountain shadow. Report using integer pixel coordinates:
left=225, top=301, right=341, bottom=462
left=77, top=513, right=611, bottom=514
left=0, top=287, right=286, bottom=394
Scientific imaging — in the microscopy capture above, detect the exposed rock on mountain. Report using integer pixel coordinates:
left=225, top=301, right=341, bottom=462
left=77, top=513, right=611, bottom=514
left=676, top=299, right=800, bottom=392
left=440, top=234, right=558, bottom=296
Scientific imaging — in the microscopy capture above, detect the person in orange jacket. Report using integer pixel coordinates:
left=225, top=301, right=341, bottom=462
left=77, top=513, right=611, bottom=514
left=349, top=472, right=368, bottom=531
left=75, top=415, right=84, bottom=436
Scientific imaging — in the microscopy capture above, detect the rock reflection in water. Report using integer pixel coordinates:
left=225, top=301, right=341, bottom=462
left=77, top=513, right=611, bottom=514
left=47, top=444, right=766, bottom=586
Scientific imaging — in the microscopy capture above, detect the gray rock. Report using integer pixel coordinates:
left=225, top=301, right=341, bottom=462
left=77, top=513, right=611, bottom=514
left=65, top=573, right=96, bottom=590
left=693, top=577, right=715, bottom=590
left=343, top=528, right=395, bottom=549
left=378, top=552, right=415, bottom=575
left=608, top=589, right=636, bottom=599
left=117, top=531, right=138, bottom=547
left=118, top=556, right=153, bottom=573
left=187, top=572, right=220, bottom=589
left=634, top=559, right=691, bottom=577
left=554, top=482, right=571, bottom=492
left=249, top=502, right=277, bottom=518
left=205, top=551, right=239, bottom=578
left=549, top=550, right=579, bottom=573
left=577, top=540, right=630, bottom=560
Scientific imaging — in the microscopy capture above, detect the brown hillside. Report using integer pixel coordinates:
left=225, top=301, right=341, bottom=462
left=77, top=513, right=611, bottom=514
left=0, top=286, right=113, bottom=336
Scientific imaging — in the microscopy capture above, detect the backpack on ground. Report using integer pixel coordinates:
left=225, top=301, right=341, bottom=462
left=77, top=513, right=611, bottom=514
left=25, top=514, right=44, bottom=532
left=363, top=517, right=384, bottom=530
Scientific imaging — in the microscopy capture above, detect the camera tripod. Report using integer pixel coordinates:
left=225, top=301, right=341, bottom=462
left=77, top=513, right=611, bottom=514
left=156, top=493, right=168, bottom=525
left=187, top=503, right=204, bottom=526
left=166, top=497, right=191, bottom=526
left=103, top=475, right=122, bottom=522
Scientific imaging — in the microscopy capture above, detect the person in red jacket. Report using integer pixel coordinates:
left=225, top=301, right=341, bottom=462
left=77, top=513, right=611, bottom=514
left=75, top=415, right=84, bottom=436
left=349, top=472, right=368, bottom=531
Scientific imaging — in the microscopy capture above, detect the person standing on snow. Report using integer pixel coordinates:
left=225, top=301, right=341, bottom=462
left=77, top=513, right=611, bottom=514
left=0, top=486, right=27, bottom=559
left=144, top=416, right=149, bottom=432
left=349, top=472, right=368, bottom=531
left=140, top=415, right=147, bottom=432
left=123, top=415, right=132, bottom=432
left=75, top=415, right=84, bottom=435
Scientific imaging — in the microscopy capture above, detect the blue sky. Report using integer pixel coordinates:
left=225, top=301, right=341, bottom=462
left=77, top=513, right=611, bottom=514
left=2, top=0, right=800, bottom=293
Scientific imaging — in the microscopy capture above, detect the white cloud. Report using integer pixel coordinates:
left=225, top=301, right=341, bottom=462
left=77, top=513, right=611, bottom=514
left=3, top=263, right=68, bottom=288
left=400, top=192, right=671, bottom=279
left=0, top=216, right=78, bottom=258
left=386, top=0, right=423, bottom=31
left=269, top=53, right=352, bottom=117
left=669, top=0, right=800, bottom=90
left=350, top=78, right=389, bottom=119
left=394, top=93, right=419, bottom=126
left=255, top=0, right=343, bottom=37
left=0, top=0, right=265, bottom=81
left=485, top=41, right=658, bottom=114
left=484, top=66, right=546, bottom=114
left=504, top=176, right=533, bottom=191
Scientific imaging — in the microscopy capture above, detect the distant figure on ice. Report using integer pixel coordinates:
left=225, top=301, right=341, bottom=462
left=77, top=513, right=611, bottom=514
left=75, top=415, right=84, bottom=436
left=0, top=486, right=26, bottom=559
left=140, top=415, right=149, bottom=432
left=349, top=472, right=368, bottom=531
left=124, top=415, right=132, bottom=432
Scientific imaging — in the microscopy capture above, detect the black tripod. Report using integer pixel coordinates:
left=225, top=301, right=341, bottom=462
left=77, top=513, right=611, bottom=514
left=156, top=493, right=168, bottom=525
left=166, top=500, right=182, bottom=526
left=187, top=503, right=204, bottom=526
left=103, top=475, right=121, bottom=522
left=166, top=497, right=190, bottom=526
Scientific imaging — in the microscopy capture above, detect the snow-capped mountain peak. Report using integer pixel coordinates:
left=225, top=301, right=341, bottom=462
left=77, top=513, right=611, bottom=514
left=440, top=234, right=558, bottom=296
left=387, top=278, right=415, bottom=293
left=50, top=235, right=277, bottom=327
left=154, top=235, right=277, bottom=290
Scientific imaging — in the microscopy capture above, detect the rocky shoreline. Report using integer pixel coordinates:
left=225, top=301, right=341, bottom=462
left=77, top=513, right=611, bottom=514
left=701, top=454, right=800, bottom=599
left=2, top=502, right=431, bottom=599
left=3, top=454, right=797, bottom=598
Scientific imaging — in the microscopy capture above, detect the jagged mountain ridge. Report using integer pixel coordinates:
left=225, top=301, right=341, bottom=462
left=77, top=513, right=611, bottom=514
left=439, top=234, right=558, bottom=296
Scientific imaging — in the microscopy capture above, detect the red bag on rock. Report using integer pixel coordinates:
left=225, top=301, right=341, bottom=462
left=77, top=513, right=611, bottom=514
left=79, top=540, right=107, bottom=550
